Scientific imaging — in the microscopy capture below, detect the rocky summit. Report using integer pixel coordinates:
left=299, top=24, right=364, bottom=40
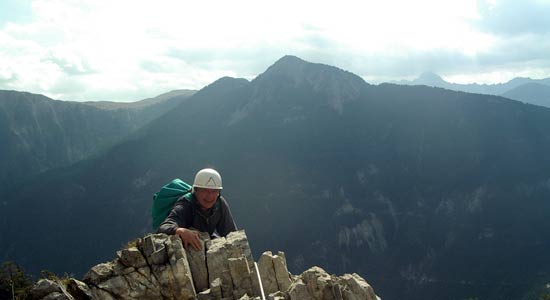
left=29, top=230, right=379, bottom=300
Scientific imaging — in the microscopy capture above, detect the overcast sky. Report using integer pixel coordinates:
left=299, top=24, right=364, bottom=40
left=1, top=0, right=549, bottom=102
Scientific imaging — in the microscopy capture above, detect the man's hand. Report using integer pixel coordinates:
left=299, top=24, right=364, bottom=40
left=175, top=227, right=202, bottom=251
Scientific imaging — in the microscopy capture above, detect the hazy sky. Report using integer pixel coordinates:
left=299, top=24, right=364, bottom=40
left=1, top=0, right=549, bottom=101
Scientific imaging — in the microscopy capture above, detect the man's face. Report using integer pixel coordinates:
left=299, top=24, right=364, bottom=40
left=195, top=187, right=220, bottom=210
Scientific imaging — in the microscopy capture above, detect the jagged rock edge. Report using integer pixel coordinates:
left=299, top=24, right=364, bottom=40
left=30, top=230, right=380, bottom=300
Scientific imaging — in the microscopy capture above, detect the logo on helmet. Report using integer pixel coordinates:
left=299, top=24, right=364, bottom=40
left=205, top=176, right=217, bottom=187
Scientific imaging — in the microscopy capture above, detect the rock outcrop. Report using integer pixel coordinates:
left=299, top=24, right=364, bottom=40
left=30, top=230, right=379, bottom=300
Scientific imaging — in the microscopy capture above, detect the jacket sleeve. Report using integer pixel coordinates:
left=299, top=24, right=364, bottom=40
left=157, top=197, right=192, bottom=235
left=217, top=196, right=237, bottom=237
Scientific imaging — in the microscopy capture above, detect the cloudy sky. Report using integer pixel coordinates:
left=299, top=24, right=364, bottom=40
left=1, top=0, right=549, bottom=102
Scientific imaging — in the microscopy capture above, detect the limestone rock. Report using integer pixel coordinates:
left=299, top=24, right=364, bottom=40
left=287, top=266, right=380, bottom=300
left=257, top=250, right=293, bottom=295
left=258, top=251, right=279, bottom=294
left=165, top=235, right=196, bottom=299
left=30, top=279, right=62, bottom=299
left=226, top=231, right=255, bottom=266
left=339, top=273, right=377, bottom=300
left=302, top=266, right=334, bottom=300
left=82, top=233, right=197, bottom=300
left=117, top=246, right=147, bottom=268
left=66, top=279, right=93, bottom=300
left=186, top=231, right=210, bottom=292
left=268, top=290, right=288, bottom=300
left=29, top=230, right=380, bottom=300
left=288, top=279, right=315, bottom=300
left=207, top=237, right=232, bottom=297
left=30, top=279, right=78, bottom=300
left=142, top=234, right=168, bottom=265
left=42, top=292, right=73, bottom=300
left=211, top=277, right=224, bottom=298
left=238, top=294, right=261, bottom=300
left=83, top=262, right=114, bottom=285
left=228, top=257, right=253, bottom=299
left=273, top=252, right=292, bottom=292
left=198, top=290, right=216, bottom=300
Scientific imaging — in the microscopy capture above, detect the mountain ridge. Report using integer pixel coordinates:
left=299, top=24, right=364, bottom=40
left=0, top=88, right=193, bottom=190
left=2, top=56, right=550, bottom=300
left=502, top=82, right=550, bottom=107
left=28, top=231, right=381, bottom=300
left=82, top=89, right=196, bottom=110
left=394, top=72, right=550, bottom=107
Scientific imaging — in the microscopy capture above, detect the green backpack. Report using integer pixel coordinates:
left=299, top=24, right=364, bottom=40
left=151, top=178, right=192, bottom=230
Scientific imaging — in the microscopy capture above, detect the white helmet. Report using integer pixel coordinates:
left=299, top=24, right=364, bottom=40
left=193, top=168, right=223, bottom=190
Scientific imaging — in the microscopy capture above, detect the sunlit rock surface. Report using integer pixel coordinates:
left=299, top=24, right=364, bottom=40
left=30, top=230, right=379, bottom=300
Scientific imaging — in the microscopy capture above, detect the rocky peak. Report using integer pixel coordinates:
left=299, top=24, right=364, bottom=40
left=261, top=55, right=309, bottom=76
left=30, top=230, right=380, bottom=300
left=253, top=56, right=368, bottom=114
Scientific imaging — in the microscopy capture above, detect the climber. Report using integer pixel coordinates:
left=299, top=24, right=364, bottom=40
left=157, top=168, right=237, bottom=251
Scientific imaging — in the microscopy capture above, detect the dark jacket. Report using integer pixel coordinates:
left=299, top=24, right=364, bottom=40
left=157, top=193, right=237, bottom=237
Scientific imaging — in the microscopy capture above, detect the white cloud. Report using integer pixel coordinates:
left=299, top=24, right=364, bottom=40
left=0, top=0, right=548, bottom=100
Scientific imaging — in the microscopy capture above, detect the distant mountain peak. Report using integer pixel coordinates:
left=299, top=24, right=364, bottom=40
left=415, top=71, right=446, bottom=85
left=418, top=71, right=444, bottom=80
left=392, top=72, right=550, bottom=107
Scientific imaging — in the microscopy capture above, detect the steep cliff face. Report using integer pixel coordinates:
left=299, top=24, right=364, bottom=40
left=30, top=231, right=379, bottom=300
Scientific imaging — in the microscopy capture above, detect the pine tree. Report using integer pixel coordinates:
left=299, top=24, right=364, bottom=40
left=0, top=261, right=32, bottom=300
